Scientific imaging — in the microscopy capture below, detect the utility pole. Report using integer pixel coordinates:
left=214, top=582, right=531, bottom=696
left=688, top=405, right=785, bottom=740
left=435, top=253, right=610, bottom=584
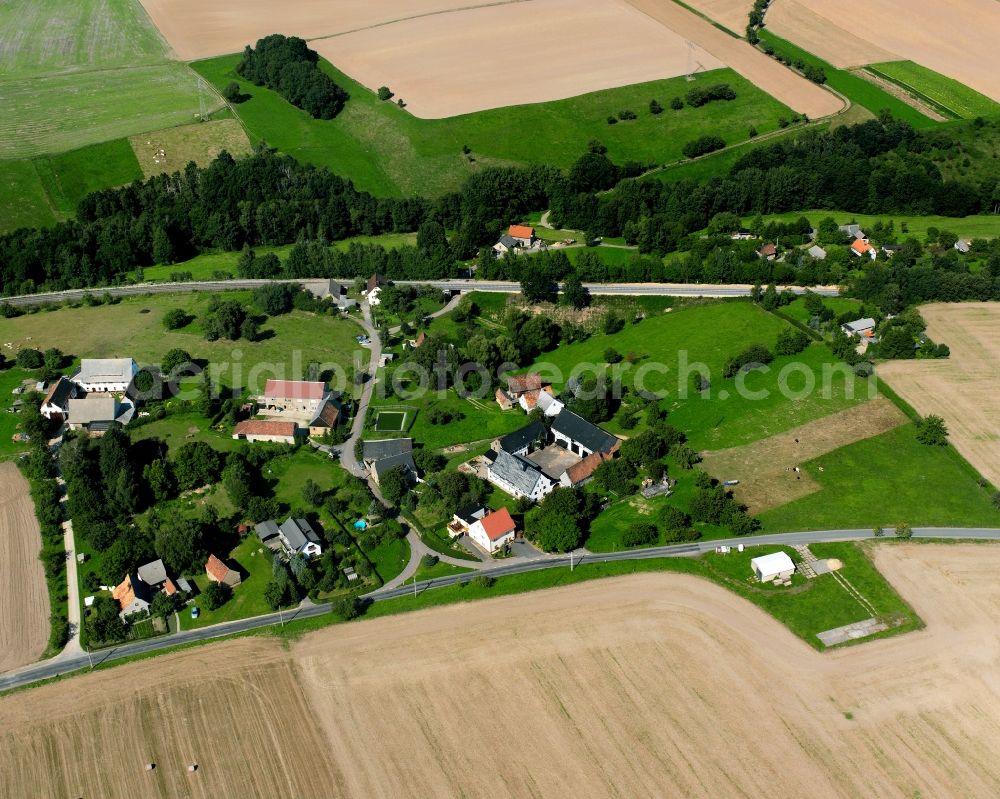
left=570, top=551, right=574, bottom=571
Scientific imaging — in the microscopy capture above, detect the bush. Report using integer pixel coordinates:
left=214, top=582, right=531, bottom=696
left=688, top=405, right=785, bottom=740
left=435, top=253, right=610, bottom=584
left=685, top=83, right=736, bottom=107
left=682, top=135, right=726, bottom=159
left=377, top=86, right=393, bottom=101
left=617, top=109, right=637, bottom=121
left=622, top=523, right=658, bottom=547
left=222, top=81, right=243, bottom=102
left=723, top=344, right=773, bottom=378
left=331, top=595, right=362, bottom=621
left=471, top=574, right=496, bottom=589
left=649, top=99, right=663, bottom=115
left=15, top=348, right=43, bottom=369
left=603, top=347, right=623, bottom=364
left=775, top=328, right=810, bottom=356
left=669, top=96, right=684, bottom=110
left=420, top=553, right=439, bottom=569
left=915, top=415, right=948, bottom=446
left=203, top=581, right=231, bottom=610
left=162, top=307, right=190, bottom=330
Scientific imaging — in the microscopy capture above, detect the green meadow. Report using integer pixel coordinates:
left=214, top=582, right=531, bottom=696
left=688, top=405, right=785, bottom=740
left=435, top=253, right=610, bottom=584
left=193, top=55, right=794, bottom=197
left=869, top=61, right=1000, bottom=120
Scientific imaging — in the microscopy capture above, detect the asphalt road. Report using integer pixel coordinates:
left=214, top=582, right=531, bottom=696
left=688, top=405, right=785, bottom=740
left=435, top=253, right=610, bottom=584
left=3, top=278, right=840, bottom=307
left=2, top=526, right=997, bottom=693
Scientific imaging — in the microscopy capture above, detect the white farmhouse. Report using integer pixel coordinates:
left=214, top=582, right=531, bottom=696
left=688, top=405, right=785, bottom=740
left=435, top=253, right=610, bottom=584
left=467, top=508, right=517, bottom=554
left=73, top=358, right=138, bottom=393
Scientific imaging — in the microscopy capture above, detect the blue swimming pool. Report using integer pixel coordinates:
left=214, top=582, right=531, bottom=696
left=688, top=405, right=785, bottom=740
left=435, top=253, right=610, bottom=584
left=354, top=520, right=368, bottom=530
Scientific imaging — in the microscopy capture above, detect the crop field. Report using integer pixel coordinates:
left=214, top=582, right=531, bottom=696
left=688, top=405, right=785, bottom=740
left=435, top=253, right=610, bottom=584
left=878, top=302, right=1000, bottom=490
left=196, top=56, right=794, bottom=198
left=129, top=118, right=251, bottom=178
left=0, top=293, right=363, bottom=393
left=6, top=544, right=1000, bottom=796
left=0, top=160, right=56, bottom=233
left=758, top=423, right=999, bottom=532
left=765, top=0, right=1000, bottom=104
left=0, top=463, right=49, bottom=673
left=701, top=398, right=907, bottom=513
left=680, top=0, right=754, bottom=34
left=0, top=65, right=222, bottom=159
left=0, top=0, right=168, bottom=77
left=868, top=61, right=1000, bottom=120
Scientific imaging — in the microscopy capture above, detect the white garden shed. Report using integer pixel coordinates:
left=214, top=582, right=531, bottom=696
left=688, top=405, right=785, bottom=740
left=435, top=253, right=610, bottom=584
left=751, top=551, right=795, bottom=583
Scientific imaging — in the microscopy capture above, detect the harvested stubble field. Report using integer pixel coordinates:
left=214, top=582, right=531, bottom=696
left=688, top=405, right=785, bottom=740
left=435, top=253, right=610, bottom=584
left=679, top=0, right=753, bottom=34
left=701, top=397, right=907, bottom=513
left=4, top=544, right=1000, bottom=797
left=145, top=0, right=839, bottom=119
left=0, top=463, right=49, bottom=674
left=879, top=302, right=1000, bottom=489
left=766, top=0, right=1000, bottom=103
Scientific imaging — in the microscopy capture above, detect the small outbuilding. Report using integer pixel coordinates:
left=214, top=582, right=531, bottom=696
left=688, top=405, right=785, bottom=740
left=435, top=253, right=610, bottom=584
left=750, top=551, right=796, bottom=583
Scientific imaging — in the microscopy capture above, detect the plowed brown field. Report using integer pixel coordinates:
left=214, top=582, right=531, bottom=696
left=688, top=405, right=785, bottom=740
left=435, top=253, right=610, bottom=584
left=4, top=544, right=1000, bottom=797
left=0, top=462, right=49, bottom=673
left=879, top=302, right=1000, bottom=487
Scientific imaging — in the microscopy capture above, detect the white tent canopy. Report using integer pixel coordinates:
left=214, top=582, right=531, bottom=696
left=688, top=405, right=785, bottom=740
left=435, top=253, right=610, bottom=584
left=750, top=551, right=795, bottom=582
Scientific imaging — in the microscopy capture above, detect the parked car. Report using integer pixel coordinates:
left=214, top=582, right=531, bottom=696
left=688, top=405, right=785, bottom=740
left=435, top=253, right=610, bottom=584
left=190, top=606, right=200, bottom=619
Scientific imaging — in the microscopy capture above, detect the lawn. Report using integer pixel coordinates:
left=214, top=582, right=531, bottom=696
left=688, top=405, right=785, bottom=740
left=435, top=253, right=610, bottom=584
left=756, top=31, right=937, bottom=129
left=138, top=233, right=417, bottom=282
left=780, top=296, right=862, bottom=326
left=130, top=411, right=242, bottom=455
left=415, top=560, right=475, bottom=582
left=0, top=292, right=363, bottom=392
left=759, top=424, right=1000, bottom=531
left=0, top=160, right=56, bottom=232
left=366, top=536, right=410, bottom=585
left=370, top=388, right=526, bottom=450
left=374, top=411, right=407, bottom=432
left=1, top=140, right=144, bottom=233
left=0, top=64, right=223, bottom=159
left=525, top=301, right=872, bottom=448
left=351, top=541, right=918, bottom=650
left=194, top=55, right=794, bottom=198
left=181, top=535, right=275, bottom=630
left=0, top=0, right=168, bottom=78
left=755, top=209, right=1000, bottom=242
left=868, top=62, right=1000, bottom=120
left=0, top=367, right=34, bottom=460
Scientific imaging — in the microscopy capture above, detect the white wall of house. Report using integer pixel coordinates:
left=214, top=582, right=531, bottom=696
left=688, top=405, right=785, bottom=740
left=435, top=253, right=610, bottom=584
left=551, top=430, right=594, bottom=458
left=235, top=432, right=297, bottom=444
left=468, top=524, right=514, bottom=554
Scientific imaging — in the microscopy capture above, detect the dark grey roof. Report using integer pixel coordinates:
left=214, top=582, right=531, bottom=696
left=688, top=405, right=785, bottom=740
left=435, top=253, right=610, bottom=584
left=551, top=409, right=618, bottom=454
left=456, top=503, right=488, bottom=524
left=499, top=421, right=547, bottom=454
left=129, top=573, right=154, bottom=605
left=374, top=451, right=416, bottom=480
left=136, top=559, right=168, bottom=586
left=496, top=234, right=518, bottom=248
left=362, top=438, right=413, bottom=462
left=256, top=520, right=280, bottom=542
left=45, top=377, right=76, bottom=409
left=489, top=449, right=546, bottom=496
left=279, top=518, right=321, bottom=551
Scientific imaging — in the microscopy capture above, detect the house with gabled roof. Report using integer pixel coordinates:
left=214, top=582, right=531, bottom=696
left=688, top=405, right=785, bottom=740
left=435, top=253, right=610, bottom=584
left=497, top=420, right=547, bottom=457
left=232, top=419, right=300, bottom=444
left=67, top=395, right=121, bottom=435
left=468, top=508, right=517, bottom=554
left=448, top=502, right=488, bottom=538
left=73, top=358, right=139, bottom=393
left=550, top=409, right=620, bottom=458
left=508, top=225, right=536, bottom=247
left=40, top=376, right=78, bottom=421
left=205, top=554, right=241, bottom=588
left=279, top=518, right=323, bottom=558
left=851, top=239, right=877, bottom=260
left=756, top=243, right=777, bottom=261
left=112, top=573, right=154, bottom=619
left=560, top=450, right=611, bottom=488
left=487, top=449, right=555, bottom=501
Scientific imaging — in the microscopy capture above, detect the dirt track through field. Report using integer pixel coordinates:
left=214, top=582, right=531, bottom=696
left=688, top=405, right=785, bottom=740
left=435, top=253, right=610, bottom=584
left=6, top=544, right=1000, bottom=796
left=0, top=462, right=49, bottom=673
left=879, top=302, right=1000, bottom=488
left=767, top=0, right=1000, bottom=102
left=701, top=397, right=907, bottom=512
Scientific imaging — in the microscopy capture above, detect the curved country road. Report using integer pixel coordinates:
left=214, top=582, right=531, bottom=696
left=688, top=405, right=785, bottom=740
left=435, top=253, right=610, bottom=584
left=2, top=527, right=998, bottom=694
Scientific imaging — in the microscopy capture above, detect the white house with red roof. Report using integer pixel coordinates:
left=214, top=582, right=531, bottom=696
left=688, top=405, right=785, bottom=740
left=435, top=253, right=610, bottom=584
left=851, top=239, right=877, bottom=260
left=468, top=508, right=517, bottom=554
left=507, top=224, right=536, bottom=247
left=232, top=419, right=300, bottom=444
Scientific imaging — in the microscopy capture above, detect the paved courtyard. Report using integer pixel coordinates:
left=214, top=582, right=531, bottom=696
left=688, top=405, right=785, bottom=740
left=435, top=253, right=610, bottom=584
left=526, top=445, right=580, bottom=479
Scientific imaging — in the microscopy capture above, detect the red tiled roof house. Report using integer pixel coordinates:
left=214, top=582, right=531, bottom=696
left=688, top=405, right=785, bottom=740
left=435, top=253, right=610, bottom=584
left=468, top=508, right=517, bottom=554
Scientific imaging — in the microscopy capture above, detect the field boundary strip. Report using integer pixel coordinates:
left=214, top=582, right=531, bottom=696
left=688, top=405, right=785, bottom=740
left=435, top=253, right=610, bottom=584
left=863, top=66, right=960, bottom=120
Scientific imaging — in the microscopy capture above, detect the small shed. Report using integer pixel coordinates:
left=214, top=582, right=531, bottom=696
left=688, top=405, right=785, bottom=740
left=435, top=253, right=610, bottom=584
left=751, top=551, right=795, bottom=583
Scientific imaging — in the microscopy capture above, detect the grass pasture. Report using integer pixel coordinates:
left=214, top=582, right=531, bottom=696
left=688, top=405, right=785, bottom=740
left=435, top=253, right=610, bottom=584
left=0, top=0, right=168, bottom=78
left=756, top=31, right=936, bottom=129
left=194, top=56, right=794, bottom=197
left=0, top=160, right=57, bottom=232
left=374, top=411, right=407, bottom=433
left=0, top=292, right=362, bottom=393
left=129, top=118, right=251, bottom=178
left=868, top=61, right=1000, bottom=120
left=758, top=424, right=1000, bottom=532
left=0, top=65, right=223, bottom=159
left=755, top=209, right=1000, bottom=242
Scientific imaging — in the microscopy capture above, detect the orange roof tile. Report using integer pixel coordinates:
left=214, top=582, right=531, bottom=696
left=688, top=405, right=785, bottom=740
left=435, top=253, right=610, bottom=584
left=205, top=554, right=231, bottom=582
left=234, top=420, right=298, bottom=437
left=508, top=224, right=535, bottom=240
left=507, top=373, right=542, bottom=396
left=851, top=239, right=872, bottom=254
left=564, top=451, right=609, bottom=484
left=263, top=380, right=325, bottom=400
left=479, top=508, right=516, bottom=541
